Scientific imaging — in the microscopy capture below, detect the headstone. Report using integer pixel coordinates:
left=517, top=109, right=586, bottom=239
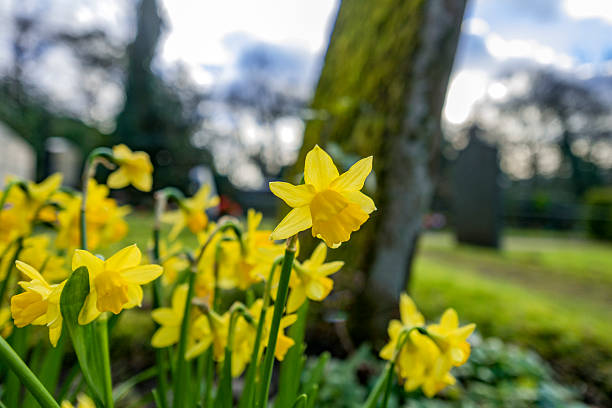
left=0, top=122, right=35, bottom=187
left=452, top=126, right=501, bottom=248
left=46, top=137, right=81, bottom=187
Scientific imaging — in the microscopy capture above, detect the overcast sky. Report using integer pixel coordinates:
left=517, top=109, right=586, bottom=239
left=3, top=0, right=612, bottom=146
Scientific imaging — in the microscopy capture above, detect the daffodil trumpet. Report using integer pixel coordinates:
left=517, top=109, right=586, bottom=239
left=257, top=234, right=298, bottom=408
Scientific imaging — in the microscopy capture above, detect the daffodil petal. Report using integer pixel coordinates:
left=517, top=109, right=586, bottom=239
left=269, top=182, right=315, bottom=208
left=308, top=242, right=327, bottom=266
left=304, top=145, right=339, bottom=191
left=316, top=261, right=344, bottom=276
left=286, top=286, right=306, bottom=313
left=305, top=276, right=333, bottom=301
left=72, top=250, right=104, bottom=278
left=107, top=168, right=130, bottom=189
left=124, top=285, right=143, bottom=308
left=152, top=326, right=180, bottom=348
left=106, top=244, right=142, bottom=271
left=78, top=293, right=102, bottom=325
left=440, top=308, right=458, bottom=330
left=121, top=265, right=163, bottom=284
left=342, top=190, right=376, bottom=214
left=152, top=308, right=178, bottom=326
left=400, top=293, right=424, bottom=327
left=112, top=144, right=132, bottom=160
left=330, top=156, right=373, bottom=191
left=270, top=207, right=312, bottom=240
left=130, top=169, right=153, bottom=192
left=15, top=261, right=46, bottom=284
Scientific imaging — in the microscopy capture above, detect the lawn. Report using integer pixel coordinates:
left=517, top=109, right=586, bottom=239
left=412, top=231, right=612, bottom=403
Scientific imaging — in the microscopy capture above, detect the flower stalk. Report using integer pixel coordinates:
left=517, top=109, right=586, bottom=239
left=256, top=235, right=298, bottom=408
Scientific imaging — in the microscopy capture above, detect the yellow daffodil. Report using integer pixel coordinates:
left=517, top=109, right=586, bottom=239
left=426, top=308, right=476, bottom=367
left=72, top=244, right=163, bottom=324
left=0, top=184, right=30, bottom=244
left=27, top=173, right=63, bottom=222
left=270, top=145, right=375, bottom=248
left=285, top=242, right=344, bottom=312
left=380, top=293, right=475, bottom=398
left=61, top=393, right=95, bottom=408
left=10, top=261, right=65, bottom=346
left=55, top=180, right=129, bottom=251
left=217, top=209, right=285, bottom=290
left=19, top=236, right=67, bottom=282
left=186, top=310, right=230, bottom=361
left=151, top=284, right=188, bottom=348
left=163, top=184, right=219, bottom=239
left=107, top=144, right=153, bottom=192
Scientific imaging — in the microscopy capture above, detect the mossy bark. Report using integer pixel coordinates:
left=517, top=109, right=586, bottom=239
left=291, top=0, right=467, bottom=343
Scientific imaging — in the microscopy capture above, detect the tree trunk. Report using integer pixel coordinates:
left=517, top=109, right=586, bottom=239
left=292, top=0, right=466, bottom=343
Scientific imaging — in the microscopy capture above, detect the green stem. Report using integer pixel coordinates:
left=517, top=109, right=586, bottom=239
left=238, top=258, right=282, bottom=408
left=203, top=348, right=214, bottom=408
left=215, top=306, right=243, bottom=408
left=173, top=267, right=196, bottom=408
left=0, top=335, right=60, bottom=408
left=362, top=361, right=394, bottom=408
left=256, top=236, right=297, bottom=408
left=96, top=315, right=114, bottom=408
left=152, top=195, right=169, bottom=408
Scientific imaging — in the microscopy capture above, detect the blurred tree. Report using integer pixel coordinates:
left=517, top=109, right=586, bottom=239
left=0, top=3, right=121, bottom=179
left=113, top=0, right=205, bottom=192
left=291, top=0, right=467, bottom=342
left=472, top=69, right=610, bottom=196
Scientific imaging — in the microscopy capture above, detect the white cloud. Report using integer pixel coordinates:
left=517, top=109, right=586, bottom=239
left=563, top=0, right=612, bottom=24
left=443, top=70, right=489, bottom=125
left=158, top=0, right=339, bottom=85
left=484, top=33, right=574, bottom=70
left=463, top=17, right=490, bottom=36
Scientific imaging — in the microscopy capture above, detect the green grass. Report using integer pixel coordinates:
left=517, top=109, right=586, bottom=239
left=413, top=232, right=612, bottom=402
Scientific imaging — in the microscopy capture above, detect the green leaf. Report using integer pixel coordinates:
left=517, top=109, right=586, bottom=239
left=291, top=394, right=308, bottom=408
left=301, top=351, right=329, bottom=408
left=60, top=266, right=104, bottom=407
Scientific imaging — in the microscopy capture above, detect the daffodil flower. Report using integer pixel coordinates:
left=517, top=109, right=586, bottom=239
left=19, top=235, right=67, bottom=282
left=379, top=293, right=475, bottom=398
left=270, top=145, right=375, bottom=248
left=107, top=144, right=153, bottom=192
left=285, top=242, right=344, bottom=312
left=10, top=261, right=65, bottom=346
left=163, top=184, right=219, bottom=240
left=151, top=284, right=189, bottom=348
left=186, top=309, right=230, bottom=361
left=426, top=308, right=476, bottom=367
left=72, top=244, right=163, bottom=324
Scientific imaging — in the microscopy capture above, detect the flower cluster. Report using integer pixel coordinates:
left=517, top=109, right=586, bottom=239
left=380, top=293, right=476, bottom=397
left=0, top=143, right=475, bottom=408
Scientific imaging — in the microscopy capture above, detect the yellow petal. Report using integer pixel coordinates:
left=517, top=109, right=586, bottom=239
left=121, top=265, right=163, bottom=284
left=112, top=144, right=132, bottom=160
left=123, top=285, right=143, bottom=308
left=440, top=308, right=458, bottom=330
left=308, top=242, right=327, bottom=266
left=305, top=276, right=333, bottom=301
left=269, top=182, right=315, bottom=208
left=304, top=145, right=339, bottom=191
left=330, top=156, right=372, bottom=191
left=48, top=322, right=62, bottom=347
left=342, top=191, right=376, bottom=214
left=107, top=168, right=130, bottom=189
left=286, top=287, right=306, bottom=313
left=15, top=261, right=47, bottom=284
left=152, top=326, right=179, bottom=348
left=106, top=244, right=142, bottom=271
left=400, top=293, right=424, bottom=327
left=72, top=250, right=104, bottom=278
left=270, top=207, right=312, bottom=240
left=130, top=169, right=153, bottom=192
left=152, top=308, right=178, bottom=326
left=316, top=261, right=344, bottom=276
left=78, top=293, right=102, bottom=325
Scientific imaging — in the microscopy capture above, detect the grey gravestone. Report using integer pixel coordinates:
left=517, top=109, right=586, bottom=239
left=46, top=137, right=81, bottom=187
left=0, top=122, right=35, bottom=186
left=452, top=127, right=501, bottom=248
